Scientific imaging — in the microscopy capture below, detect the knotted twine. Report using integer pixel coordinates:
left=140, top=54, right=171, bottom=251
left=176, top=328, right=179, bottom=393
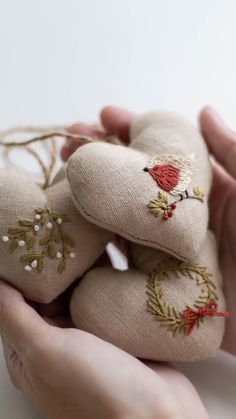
left=0, top=126, right=122, bottom=189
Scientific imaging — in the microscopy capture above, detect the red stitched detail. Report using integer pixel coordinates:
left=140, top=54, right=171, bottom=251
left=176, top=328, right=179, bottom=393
left=148, top=165, right=180, bottom=192
left=183, top=301, right=230, bottom=336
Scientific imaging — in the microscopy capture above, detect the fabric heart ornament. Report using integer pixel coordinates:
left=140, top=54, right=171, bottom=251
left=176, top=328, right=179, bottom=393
left=67, top=112, right=212, bottom=261
left=0, top=167, right=112, bottom=303
left=70, top=231, right=228, bottom=362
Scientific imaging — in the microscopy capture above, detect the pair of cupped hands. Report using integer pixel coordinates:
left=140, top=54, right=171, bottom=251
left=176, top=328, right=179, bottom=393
left=0, top=106, right=235, bottom=419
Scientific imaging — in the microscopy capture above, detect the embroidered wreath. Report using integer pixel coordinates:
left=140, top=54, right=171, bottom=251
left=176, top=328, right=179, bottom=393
left=147, top=259, right=228, bottom=336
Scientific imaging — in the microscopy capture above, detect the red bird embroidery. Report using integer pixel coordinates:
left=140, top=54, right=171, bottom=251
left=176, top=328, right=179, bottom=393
left=144, top=154, right=195, bottom=196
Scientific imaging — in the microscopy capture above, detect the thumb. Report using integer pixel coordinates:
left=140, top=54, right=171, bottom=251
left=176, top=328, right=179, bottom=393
left=200, top=106, right=236, bottom=179
left=100, top=106, right=135, bottom=143
left=0, top=280, right=49, bottom=355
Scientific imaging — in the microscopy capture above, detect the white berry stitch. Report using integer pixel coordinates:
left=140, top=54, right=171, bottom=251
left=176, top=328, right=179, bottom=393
left=18, top=240, right=25, bottom=247
left=6, top=207, right=75, bottom=274
left=31, top=260, right=38, bottom=268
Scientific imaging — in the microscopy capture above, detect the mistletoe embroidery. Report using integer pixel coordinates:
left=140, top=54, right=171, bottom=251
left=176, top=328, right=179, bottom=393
left=2, top=207, right=75, bottom=274
left=147, top=259, right=229, bottom=336
left=143, top=153, right=205, bottom=220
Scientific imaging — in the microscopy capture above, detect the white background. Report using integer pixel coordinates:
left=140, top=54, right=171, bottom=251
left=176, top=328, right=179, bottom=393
left=0, top=1, right=236, bottom=418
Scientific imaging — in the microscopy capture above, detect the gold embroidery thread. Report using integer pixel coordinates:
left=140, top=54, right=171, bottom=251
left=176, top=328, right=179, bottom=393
left=147, top=186, right=204, bottom=220
left=3, top=207, right=75, bottom=273
left=147, top=258, right=219, bottom=336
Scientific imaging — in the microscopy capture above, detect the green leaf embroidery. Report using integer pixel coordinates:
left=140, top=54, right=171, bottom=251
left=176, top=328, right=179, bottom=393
left=4, top=207, right=75, bottom=274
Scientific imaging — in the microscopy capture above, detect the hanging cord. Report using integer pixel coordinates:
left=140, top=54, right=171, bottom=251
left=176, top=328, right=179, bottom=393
left=25, top=146, right=51, bottom=189
left=0, top=126, right=123, bottom=188
left=0, top=128, right=122, bottom=147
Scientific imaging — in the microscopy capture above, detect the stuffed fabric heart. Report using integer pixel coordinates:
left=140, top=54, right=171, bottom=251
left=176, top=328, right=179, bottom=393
left=0, top=167, right=113, bottom=303
left=70, top=231, right=227, bottom=362
left=67, top=112, right=212, bottom=261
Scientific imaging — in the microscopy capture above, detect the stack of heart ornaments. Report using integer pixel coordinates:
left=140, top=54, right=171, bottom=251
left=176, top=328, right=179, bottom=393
left=0, top=111, right=229, bottom=362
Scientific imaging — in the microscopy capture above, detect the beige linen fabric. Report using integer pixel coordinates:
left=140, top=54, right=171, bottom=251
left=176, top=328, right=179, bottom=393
left=0, top=167, right=113, bottom=303
left=67, top=112, right=212, bottom=261
left=70, top=231, right=226, bottom=362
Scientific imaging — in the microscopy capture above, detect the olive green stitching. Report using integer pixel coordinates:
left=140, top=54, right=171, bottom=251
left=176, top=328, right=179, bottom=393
left=2, top=207, right=75, bottom=273
left=147, top=258, right=218, bottom=336
left=147, top=186, right=204, bottom=220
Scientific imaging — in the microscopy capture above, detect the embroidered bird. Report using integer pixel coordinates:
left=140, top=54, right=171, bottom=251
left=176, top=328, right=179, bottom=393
left=143, top=153, right=195, bottom=196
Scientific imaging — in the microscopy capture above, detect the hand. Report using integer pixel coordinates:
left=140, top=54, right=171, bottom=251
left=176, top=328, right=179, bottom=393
left=0, top=280, right=208, bottom=419
left=200, top=107, right=236, bottom=355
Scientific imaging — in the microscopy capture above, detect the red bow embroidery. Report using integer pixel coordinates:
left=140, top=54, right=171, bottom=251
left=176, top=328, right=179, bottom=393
left=183, top=301, right=229, bottom=336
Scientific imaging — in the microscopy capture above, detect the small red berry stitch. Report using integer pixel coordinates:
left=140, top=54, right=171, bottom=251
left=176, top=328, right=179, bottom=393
left=167, top=211, right=173, bottom=217
left=171, top=203, right=176, bottom=210
left=163, top=214, right=169, bottom=221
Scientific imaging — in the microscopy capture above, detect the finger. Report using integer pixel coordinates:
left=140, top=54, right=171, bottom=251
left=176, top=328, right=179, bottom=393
left=100, top=106, right=135, bottom=143
left=146, top=362, right=209, bottom=419
left=200, top=106, right=236, bottom=179
left=208, top=159, right=235, bottom=237
left=0, top=281, right=49, bottom=354
left=60, top=123, right=103, bottom=162
left=60, top=145, right=76, bottom=162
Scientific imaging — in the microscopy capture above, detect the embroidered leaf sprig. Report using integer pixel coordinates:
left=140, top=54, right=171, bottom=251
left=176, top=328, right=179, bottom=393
left=193, top=186, right=205, bottom=201
left=147, top=258, right=219, bottom=336
left=148, top=191, right=176, bottom=220
left=147, top=185, right=205, bottom=221
left=2, top=207, right=75, bottom=274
